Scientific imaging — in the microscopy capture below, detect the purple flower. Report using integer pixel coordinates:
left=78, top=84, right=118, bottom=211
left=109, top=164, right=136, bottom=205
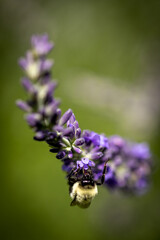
left=16, top=100, right=31, bottom=112
left=40, top=59, right=54, bottom=73
left=135, top=178, right=148, bottom=194
left=19, top=52, right=53, bottom=80
left=21, top=77, right=36, bottom=94
left=131, top=143, right=151, bottom=160
left=19, top=52, right=41, bottom=80
left=97, top=135, right=153, bottom=194
left=26, top=113, right=42, bottom=127
left=109, top=135, right=126, bottom=149
left=44, top=100, right=60, bottom=118
left=73, top=138, right=85, bottom=146
left=34, top=131, right=46, bottom=141
left=72, top=146, right=82, bottom=154
left=91, top=152, right=103, bottom=160
left=59, top=109, right=73, bottom=126
left=56, top=150, right=66, bottom=159
left=105, top=167, right=117, bottom=188
left=82, top=130, right=109, bottom=150
left=77, top=158, right=95, bottom=170
left=31, top=34, right=54, bottom=56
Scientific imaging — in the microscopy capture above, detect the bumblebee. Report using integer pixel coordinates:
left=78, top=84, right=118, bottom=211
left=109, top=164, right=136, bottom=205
left=68, top=161, right=108, bottom=208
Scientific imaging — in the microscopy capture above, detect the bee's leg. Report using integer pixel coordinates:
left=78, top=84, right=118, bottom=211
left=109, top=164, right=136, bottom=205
left=96, top=160, right=109, bottom=185
left=67, top=167, right=77, bottom=178
left=67, top=167, right=81, bottom=186
left=70, top=195, right=77, bottom=207
left=67, top=166, right=81, bottom=178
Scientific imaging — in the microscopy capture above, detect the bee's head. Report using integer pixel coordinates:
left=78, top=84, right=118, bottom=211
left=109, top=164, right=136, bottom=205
left=81, top=173, right=95, bottom=187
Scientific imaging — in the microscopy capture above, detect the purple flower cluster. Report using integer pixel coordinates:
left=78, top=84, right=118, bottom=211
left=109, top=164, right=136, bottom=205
left=17, top=34, right=153, bottom=196
left=102, top=136, right=152, bottom=194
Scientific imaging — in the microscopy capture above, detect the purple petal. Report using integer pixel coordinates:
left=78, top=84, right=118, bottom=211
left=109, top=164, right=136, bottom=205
left=67, top=113, right=76, bottom=126
left=59, top=109, right=73, bottom=126
left=31, top=34, right=54, bottom=56
left=109, top=135, right=125, bottom=148
left=19, top=58, right=27, bottom=70
left=19, top=52, right=40, bottom=79
left=74, top=138, right=85, bottom=146
left=56, top=150, right=66, bottom=159
left=91, top=152, right=103, bottom=160
left=55, top=108, right=61, bottom=120
left=26, top=113, right=41, bottom=127
left=92, top=134, right=100, bottom=147
left=82, top=157, right=89, bottom=165
left=54, top=125, right=64, bottom=133
left=131, top=143, right=151, bottom=160
left=16, top=100, right=31, bottom=112
left=63, top=127, right=74, bottom=138
left=34, top=131, right=46, bottom=141
left=21, top=78, right=35, bottom=94
left=46, top=132, right=57, bottom=142
left=74, top=120, right=79, bottom=129
left=68, top=151, right=73, bottom=158
left=72, top=146, right=82, bottom=154
left=88, top=160, right=95, bottom=167
left=40, top=59, right=53, bottom=72
left=99, top=135, right=109, bottom=149
left=77, top=161, right=84, bottom=169
left=44, top=101, right=59, bottom=116
left=83, top=164, right=89, bottom=170
left=76, top=128, right=81, bottom=138
left=46, top=81, right=57, bottom=96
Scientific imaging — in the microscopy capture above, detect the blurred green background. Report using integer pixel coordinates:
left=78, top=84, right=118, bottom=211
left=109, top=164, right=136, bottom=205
left=1, top=0, right=160, bottom=239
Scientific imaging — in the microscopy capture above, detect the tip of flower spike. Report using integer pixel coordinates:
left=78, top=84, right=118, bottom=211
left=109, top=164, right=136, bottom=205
left=31, top=34, right=54, bottom=56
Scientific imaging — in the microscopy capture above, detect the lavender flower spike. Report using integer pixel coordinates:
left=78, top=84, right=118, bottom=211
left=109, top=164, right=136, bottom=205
left=17, top=34, right=154, bottom=209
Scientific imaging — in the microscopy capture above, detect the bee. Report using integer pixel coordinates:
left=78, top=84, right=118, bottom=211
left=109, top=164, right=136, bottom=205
left=67, top=161, right=108, bottom=208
